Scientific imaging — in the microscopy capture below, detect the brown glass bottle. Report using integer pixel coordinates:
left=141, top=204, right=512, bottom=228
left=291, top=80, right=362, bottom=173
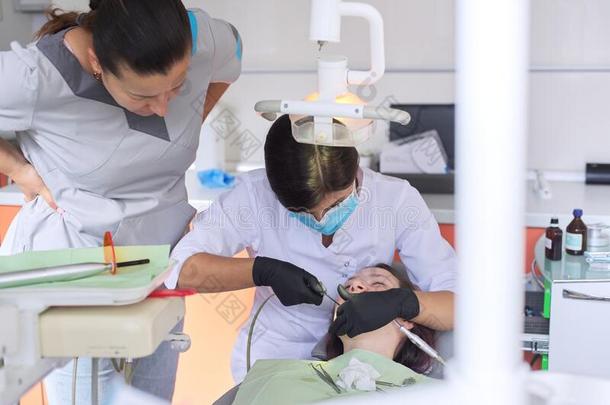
left=565, top=209, right=587, bottom=256
left=545, top=217, right=563, bottom=261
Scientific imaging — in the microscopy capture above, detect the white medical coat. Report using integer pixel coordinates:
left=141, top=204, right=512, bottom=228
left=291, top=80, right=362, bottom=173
left=168, top=168, right=456, bottom=382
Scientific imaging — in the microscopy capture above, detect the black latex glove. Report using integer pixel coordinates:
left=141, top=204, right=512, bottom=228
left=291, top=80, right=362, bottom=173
left=252, top=256, right=324, bottom=306
left=330, top=288, right=420, bottom=338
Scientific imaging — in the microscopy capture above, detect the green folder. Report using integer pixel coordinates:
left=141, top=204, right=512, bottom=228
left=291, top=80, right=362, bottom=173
left=0, top=245, right=170, bottom=305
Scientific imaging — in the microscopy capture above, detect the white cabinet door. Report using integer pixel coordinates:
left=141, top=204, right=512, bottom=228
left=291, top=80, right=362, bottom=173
left=549, top=281, right=610, bottom=378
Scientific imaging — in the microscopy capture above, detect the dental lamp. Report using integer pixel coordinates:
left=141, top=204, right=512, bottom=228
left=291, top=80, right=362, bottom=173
left=254, top=0, right=410, bottom=147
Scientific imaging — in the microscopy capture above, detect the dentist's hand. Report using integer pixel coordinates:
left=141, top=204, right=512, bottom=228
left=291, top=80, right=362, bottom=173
left=252, top=256, right=324, bottom=306
left=330, top=288, right=420, bottom=338
left=10, top=162, right=58, bottom=211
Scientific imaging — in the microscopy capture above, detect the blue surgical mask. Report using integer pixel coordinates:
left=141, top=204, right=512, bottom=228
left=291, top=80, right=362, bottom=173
left=289, top=188, right=359, bottom=235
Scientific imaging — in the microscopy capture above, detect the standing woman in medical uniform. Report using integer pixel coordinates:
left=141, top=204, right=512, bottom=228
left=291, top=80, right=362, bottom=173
left=170, top=115, right=456, bottom=382
left=0, top=0, right=241, bottom=402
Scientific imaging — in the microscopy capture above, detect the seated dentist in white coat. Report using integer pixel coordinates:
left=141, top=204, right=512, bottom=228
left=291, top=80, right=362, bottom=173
left=167, top=114, right=456, bottom=382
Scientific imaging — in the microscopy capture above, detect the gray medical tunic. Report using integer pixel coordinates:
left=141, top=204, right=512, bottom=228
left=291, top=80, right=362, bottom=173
left=0, top=9, right=242, bottom=254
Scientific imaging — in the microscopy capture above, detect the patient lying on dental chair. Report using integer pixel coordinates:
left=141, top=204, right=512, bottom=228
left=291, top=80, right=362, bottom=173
left=228, top=263, right=436, bottom=404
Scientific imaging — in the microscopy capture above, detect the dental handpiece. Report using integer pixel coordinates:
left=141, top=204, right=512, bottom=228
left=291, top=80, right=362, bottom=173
left=393, top=320, right=446, bottom=366
left=0, top=259, right=150, bottom=289
left=307, top=278, right=340, bottom=306
left=0, top=263, right=112, bottom=289
left=337, top=285, right=446, bottom=366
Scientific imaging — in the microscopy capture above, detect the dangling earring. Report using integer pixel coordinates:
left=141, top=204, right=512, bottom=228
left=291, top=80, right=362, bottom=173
left=93, top=71, right=102, bottom=82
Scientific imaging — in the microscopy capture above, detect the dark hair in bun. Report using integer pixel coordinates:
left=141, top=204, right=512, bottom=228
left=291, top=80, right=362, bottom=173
left=89, top=0, right=102, bottom=11
left=36, top=0, right=192, bottom=77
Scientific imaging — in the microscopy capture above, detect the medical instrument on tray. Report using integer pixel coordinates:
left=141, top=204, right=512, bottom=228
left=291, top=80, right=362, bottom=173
left=310, top=363, right=343, bottom=394
left=584, top=251, right=610, bottom=269
left=0, top=259, right=151, bottom=289
left=585, top=256, right=610, bottom=264
left=0, top=231, right=149, bottom=289
left=585, top=251, right=610, bottom=259
left=254, top=0, right=411, bottom=147
left=337, top=284, right=446, bottom=366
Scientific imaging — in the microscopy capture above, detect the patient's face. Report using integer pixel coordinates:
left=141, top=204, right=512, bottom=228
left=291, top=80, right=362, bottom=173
left=342, top=266, right=401, bottom=300
left=336, top=266, right=414, bottom=355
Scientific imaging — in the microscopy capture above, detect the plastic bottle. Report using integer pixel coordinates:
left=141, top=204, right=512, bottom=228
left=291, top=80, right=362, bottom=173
left=545, top=217, right=562, bottom=261
left=565, top=209, right=587, bottom=256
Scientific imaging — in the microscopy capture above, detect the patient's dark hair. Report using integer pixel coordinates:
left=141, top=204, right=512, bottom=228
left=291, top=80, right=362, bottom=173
left=264, top=115, right=360, bottom=211
left=326, top=263, right=436, bottom=374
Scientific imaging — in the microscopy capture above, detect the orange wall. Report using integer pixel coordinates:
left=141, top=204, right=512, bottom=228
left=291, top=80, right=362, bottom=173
left=0, top=204, right=544, bottom=404
left=0, top=205, right=20, bottom=245
left=19, top=385, right=47, bottom=405
left=435, top=224, right=544, bottom=274
left=525, top=227, right=546, bottom=273
left=439, top=224, right=455, bottom=246
left=173, top=251, right=255, bottom=404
